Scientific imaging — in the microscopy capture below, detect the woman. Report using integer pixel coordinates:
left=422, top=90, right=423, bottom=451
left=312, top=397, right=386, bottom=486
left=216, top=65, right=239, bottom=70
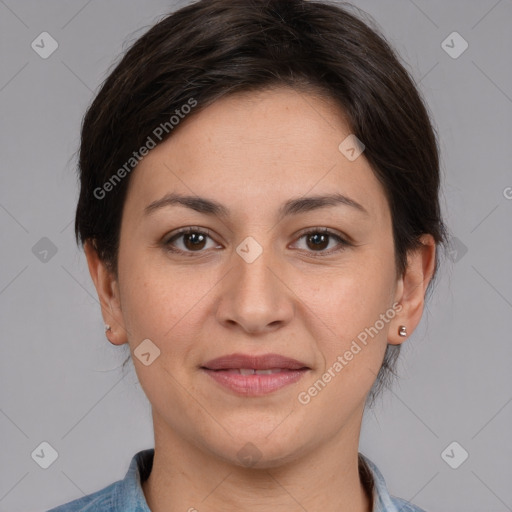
left=49, top=0, right=446, bottom=510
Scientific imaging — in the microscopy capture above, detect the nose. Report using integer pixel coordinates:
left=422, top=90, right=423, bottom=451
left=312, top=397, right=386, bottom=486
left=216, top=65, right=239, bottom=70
left=215, top=240, right=294, bottom=335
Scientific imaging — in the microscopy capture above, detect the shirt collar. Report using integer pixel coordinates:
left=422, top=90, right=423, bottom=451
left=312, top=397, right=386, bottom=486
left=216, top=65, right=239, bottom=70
left=359, top=453, right=403, bottom=512
left=120, top=449, right=402, bottom=512
left=113, top=449, right=153, bottom=511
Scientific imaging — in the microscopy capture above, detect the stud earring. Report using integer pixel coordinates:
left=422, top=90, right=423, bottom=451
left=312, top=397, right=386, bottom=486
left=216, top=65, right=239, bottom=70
left=398, top=325, right=407, bottom=337
left=105, top=324, right=112, bottom=333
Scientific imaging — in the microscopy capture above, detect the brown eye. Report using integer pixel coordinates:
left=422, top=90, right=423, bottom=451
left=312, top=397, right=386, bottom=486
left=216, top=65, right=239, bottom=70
left=164, top=227, right=219, bottom=254
left=305, top=232, right=330, bottom=251
left=293, top=228, right=350, bottom=256
left=182, top=232, right=207, bottom=251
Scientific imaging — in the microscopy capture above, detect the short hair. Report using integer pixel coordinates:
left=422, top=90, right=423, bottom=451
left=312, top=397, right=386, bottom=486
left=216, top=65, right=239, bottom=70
left=74, top=0, right=447, bottom=404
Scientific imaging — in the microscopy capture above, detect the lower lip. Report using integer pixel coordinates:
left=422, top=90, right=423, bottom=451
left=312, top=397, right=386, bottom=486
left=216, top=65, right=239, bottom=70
left=201, top=369, right=308, bottom=396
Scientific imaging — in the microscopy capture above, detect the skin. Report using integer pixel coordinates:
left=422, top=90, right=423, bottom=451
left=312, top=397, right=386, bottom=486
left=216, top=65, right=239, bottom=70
left=85, top=86, right=435, bottom=512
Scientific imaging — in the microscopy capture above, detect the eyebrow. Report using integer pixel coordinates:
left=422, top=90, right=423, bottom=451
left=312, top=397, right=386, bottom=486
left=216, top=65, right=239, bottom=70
left=143, top=192, right=368, bottom=219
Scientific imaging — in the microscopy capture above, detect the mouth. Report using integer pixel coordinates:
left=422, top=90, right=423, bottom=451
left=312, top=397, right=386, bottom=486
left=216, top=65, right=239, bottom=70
left=200, top=353, right=310, bottom=396
left=215, top=368, right=297, bottom=375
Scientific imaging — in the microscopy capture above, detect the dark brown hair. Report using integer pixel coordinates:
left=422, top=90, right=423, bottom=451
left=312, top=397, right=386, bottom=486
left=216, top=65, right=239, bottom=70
left=74, top=0, right=447, bottom=403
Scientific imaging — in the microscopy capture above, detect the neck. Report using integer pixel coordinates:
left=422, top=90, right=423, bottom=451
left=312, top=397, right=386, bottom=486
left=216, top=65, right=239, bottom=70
left=142, top=412, right=372, bottom=512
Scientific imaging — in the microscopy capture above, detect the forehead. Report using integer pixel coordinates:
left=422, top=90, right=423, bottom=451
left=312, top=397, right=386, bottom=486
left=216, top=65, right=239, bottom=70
left=123, top=87, right=390, bottom=224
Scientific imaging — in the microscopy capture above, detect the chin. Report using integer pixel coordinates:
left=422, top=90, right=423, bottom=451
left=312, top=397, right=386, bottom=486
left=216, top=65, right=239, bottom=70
left=203, top=428, right=312, bottom=470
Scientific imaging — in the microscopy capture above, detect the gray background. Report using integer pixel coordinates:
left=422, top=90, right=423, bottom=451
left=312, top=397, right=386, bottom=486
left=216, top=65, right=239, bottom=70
left=0, top=1, right=511, bottom=511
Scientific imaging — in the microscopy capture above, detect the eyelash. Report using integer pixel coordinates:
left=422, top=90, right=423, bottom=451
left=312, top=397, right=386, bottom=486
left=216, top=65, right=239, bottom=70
left=162, top=226, right=351, bottom=258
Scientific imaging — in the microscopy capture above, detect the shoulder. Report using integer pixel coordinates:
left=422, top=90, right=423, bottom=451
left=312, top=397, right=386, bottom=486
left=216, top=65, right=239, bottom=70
left=46, top=449, right=153, bottom=512
left=359, top=453, right=428, bottom=512
left=46, top=481, right=119, bottom=511
left=390, top=496, right=427, bottom=512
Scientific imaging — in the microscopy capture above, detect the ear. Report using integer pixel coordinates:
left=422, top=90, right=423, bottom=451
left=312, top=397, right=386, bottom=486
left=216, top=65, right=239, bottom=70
left=84, top=239, right=128, bottom=345
left=388, top=234, right=436, bottom=345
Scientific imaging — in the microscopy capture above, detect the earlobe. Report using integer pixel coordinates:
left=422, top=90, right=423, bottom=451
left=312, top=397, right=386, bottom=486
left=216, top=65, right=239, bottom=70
left=388, top=234, right=436, bottom=345
left=83, top=240, right=128, bottom=346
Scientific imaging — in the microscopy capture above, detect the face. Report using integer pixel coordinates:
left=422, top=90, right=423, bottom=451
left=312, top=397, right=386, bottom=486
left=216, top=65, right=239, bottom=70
left=90, top=86, right=427, bottom=468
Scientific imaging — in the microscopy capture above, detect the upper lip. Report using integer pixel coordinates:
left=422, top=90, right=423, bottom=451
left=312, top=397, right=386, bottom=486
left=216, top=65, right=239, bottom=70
left=201, top=353, right=309, bottom=371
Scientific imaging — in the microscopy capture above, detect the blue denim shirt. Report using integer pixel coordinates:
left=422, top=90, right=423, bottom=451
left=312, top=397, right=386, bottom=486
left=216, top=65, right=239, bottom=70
left=47, top=449, right=425, bottom=512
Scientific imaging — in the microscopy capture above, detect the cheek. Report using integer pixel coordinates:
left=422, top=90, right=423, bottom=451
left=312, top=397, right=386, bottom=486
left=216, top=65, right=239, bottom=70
left=117, top=249, right=173, bottom=335
left=117, top=246, right=226, bottom=360
left=296, top=270, right=395, bottom=421
left=307, top=254, right=396, bottom=349
left=116, top=252, right=212, bottom=412
left=303, top=247, right=397, bottom=403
